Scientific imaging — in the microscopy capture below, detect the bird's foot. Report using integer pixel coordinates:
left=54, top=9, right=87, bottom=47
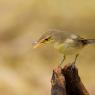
left=59, top=55, right=66, bottom=66
left=71, top=54, right=79, bottom=72
left=72, top=54, right=79, bottom=65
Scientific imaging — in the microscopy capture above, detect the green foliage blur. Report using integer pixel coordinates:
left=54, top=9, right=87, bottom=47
left=0, top=0, right=95, bottom=95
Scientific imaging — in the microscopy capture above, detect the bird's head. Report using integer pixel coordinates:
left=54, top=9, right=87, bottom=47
left=33, top=31, right=56, bottom=48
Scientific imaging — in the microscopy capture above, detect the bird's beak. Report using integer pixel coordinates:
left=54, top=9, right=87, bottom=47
left=33, top=41, right=44, bottom=49
left=33, top=43, right=41, bottom=48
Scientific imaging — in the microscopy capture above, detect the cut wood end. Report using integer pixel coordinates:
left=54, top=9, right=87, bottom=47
left=51, top=66, right=67, bottom=95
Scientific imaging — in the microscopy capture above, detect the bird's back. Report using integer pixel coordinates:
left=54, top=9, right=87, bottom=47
left=50, top=29, right=81, bottom=43
left=50, top=29, right=84, bottom=55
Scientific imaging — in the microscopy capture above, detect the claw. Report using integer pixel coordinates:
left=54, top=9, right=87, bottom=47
left=59, top=55, right=66, bottom=66
left=70, top=54, right=79, bottom=72
left=73, top=54, right=79, bottom=65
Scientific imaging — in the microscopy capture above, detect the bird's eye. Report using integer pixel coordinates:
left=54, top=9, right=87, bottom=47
left=45, top=36, right=51, bottom=41
left=45, top=38, right=49, bottom=41
left=42, top=36, right=51, bottom=43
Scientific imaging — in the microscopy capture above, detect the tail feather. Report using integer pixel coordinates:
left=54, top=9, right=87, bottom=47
left=87, top=39, right=95, bottom=44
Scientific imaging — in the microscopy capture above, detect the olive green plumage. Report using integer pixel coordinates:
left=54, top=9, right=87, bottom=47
left=34, top=29, right=95, bottom=56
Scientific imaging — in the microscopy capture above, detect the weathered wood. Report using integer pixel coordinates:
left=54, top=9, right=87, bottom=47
left=51, top=64, right=89, bottom=95
left=51, top=66, right=67, bottom=95
left=63, top=64, right=89, bottom=95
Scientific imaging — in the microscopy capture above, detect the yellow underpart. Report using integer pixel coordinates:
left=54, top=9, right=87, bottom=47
left=54, top=42, right=82, bottom=55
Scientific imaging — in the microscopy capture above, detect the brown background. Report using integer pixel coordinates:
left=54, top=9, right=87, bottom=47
left=0, top=0, right=95, bottom=95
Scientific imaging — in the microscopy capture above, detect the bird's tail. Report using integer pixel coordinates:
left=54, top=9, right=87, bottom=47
left=86, top=39, right=95, bottom=44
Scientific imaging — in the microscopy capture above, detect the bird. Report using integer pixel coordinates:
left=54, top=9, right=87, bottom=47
left=33, top=29, right=95, bottom=66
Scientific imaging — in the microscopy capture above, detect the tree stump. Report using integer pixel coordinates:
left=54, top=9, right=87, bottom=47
left=51, top=63, right=89, bottom=95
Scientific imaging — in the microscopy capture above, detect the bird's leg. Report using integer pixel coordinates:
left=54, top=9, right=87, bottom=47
left=59, top=55, right=66, bottom=66
left=73, top=54, right=79, bottom=64
left=72, top=54, right=79, bottom=69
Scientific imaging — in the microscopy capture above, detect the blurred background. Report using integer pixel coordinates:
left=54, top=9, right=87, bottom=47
left=0, top=0, right=95, bottom=95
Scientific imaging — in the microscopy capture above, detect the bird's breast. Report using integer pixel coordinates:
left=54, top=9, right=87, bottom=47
left=54, top=40, right=83, bottom=55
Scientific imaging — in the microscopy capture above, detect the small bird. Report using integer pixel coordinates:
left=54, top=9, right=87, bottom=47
left=33, top=29, right=95, bottom=65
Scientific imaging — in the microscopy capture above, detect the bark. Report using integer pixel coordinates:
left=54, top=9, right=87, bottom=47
left=51, top=64, right=89, bottom=95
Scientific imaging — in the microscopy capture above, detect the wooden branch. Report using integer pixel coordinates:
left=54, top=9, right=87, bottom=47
left=51, top=66, right=67, bottom=95
left=51, top=64, right=89, bottom=95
